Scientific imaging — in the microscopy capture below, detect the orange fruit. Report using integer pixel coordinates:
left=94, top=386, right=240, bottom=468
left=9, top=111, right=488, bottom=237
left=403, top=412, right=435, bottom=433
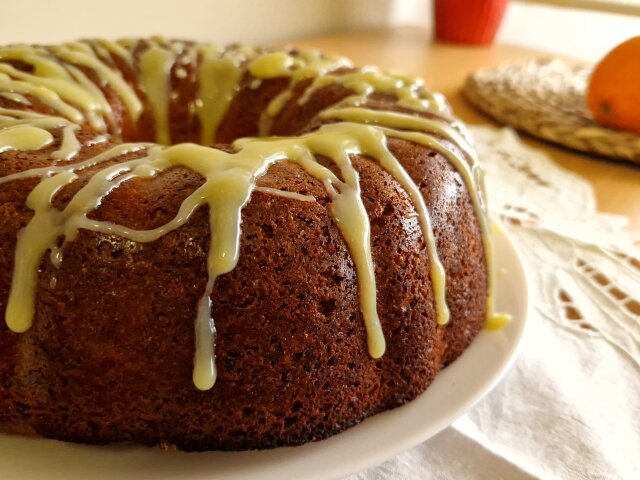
left=587, top=36, right=640, bottom=135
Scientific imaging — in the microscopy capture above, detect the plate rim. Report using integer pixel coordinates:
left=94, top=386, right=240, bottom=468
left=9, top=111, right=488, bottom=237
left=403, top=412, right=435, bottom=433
left=0, top=225, right=530, bottom=480
left=319, top=224, right=531, bottom=479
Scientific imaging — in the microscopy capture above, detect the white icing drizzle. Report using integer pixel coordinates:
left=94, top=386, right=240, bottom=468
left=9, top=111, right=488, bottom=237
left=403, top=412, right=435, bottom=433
left=196, top=45, right=244, bottom=145
left=0, top=92, right=31, bottom=105
left=254, top=186, right=316, bottom=202
left=340, top=125, right=449, bottom=325
left=0, top=39, right=497, bottom=392
left=0, top=124, right=53, bottom=153
left=51, top=124, right=81, bottom=161
left=86, top=133, right=110, bottom=146
left=93, top=39, right=135, bottom=67
left=0, top=60, right=105, bottom=124
left=319, top=107, right=496, bottom=322
left=51, top=43, right=143, bottom=122
left=0, top=142, right=150, bottom=185
left=258, top=90, right=292, bottom=136
left=0, top=72, right=84, bottom=122
left=65, top=65, right=112, bottom=132
left=0, top=107, right=63, bottom=120
left=0, top=115, right=69, bottom=131
left=259, top=50, right=352, bottom=133
left=5, top=171, right=78, bottom=332
left=248, top=52, right=296, bottom=79
left=139, top=45, right=176, bottom=144
left=379, top=126, right=496, bottom=322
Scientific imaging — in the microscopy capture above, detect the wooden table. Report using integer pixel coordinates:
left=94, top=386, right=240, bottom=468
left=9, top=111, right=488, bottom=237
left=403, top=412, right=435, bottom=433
left=291, top=27, right=640, bottom=232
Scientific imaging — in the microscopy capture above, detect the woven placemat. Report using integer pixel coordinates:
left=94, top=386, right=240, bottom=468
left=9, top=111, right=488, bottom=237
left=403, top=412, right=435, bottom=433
left=463, top=59, right=640, bottom=165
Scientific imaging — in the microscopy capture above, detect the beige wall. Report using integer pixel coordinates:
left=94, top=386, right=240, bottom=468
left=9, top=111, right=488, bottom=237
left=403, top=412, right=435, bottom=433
left=1, top=0, right=639, bottom=60
left=0, top=0, right=399, bottom=44
left=500, top=1, right=640, bottom=60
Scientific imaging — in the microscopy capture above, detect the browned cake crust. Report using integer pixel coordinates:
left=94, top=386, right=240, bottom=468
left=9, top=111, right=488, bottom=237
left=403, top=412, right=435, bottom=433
left=0, top=41, right=487, bottom=451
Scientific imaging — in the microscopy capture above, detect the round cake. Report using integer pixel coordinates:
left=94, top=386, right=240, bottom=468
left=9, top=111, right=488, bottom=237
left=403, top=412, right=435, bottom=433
left=0, top=38, right=497, bottom=451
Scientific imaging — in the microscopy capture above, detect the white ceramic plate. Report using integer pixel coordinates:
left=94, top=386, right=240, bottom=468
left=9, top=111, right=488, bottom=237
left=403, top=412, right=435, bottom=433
left=0, top=227, right=529, bottom=480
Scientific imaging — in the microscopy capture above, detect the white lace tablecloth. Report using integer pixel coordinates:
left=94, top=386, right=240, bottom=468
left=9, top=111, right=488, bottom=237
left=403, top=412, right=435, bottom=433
left=347, top=126, right=640, bottom=480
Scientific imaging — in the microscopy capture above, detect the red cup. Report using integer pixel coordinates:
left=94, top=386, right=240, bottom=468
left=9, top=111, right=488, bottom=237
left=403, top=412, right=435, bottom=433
left=434, top=0, right=508, bottom=45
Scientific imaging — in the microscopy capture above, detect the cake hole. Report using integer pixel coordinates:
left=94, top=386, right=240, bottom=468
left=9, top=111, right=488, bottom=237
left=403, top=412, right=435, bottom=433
left=242, top=407, right=256, bottom=417
left=234, top=296, right=257, bottom=309
left=284, top=416, right=297, bottom=427
left=261, top=224, right=275, bottom=239
left=319, top=299, right=337, bottom=316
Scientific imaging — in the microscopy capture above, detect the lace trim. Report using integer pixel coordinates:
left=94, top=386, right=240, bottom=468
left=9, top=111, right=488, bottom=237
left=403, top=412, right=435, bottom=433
left=473, top=126, right=640, bottom=366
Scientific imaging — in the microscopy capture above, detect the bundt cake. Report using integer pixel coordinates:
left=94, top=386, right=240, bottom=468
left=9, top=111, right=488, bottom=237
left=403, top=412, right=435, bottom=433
left=0, top=38, right=498, bottom=451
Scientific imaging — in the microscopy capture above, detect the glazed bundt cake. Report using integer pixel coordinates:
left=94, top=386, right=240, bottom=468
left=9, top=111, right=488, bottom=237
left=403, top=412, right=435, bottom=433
left=0, top=38, right=498, bottom=451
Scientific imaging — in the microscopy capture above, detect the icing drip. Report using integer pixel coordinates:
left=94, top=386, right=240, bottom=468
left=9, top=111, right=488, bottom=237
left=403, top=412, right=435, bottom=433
left=382, top=127, right=497, bottom=322
left=0, top=124, right=53, bottom=153
left=0, top=39, right=497, bottom=391
left=485, top=312, right=511, bottom=330
left=196, top=45, right=244, bottom=145
left=87, top=134, right=110, bottom=146
left=298, top=69, right=430, bottom=108
left=93, top=39, right=135, bottom=67
left=248, top=52, right=296, bottom=78
left=139, top=45, right=176, bottom=144
left=6, top=171, right=78, bottom=332
left=0, top=72, right=84, bottom=123
left=0, top=56, right=104, bottom=125
left=0, top=92, right=31, bottom=105
left=4, top=124, right=398, bottom=386
left=254, top=186, right=315, bottom=202
left=51, top=124, right=81, bottom=160
left=333, top=125, right=450, bottom=325
left=0, top=143, right=150, bottom=185
left=65, top=65, right=112, bottom=132
left=51, top=43, right=143, bottom=121
left=301, top=129, right=385, bottom=356
left=260, top=51, right=352, bottom=132
left=320, top=107, right=497, bottom=322
left=267, top=90, right=292, bottom=117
